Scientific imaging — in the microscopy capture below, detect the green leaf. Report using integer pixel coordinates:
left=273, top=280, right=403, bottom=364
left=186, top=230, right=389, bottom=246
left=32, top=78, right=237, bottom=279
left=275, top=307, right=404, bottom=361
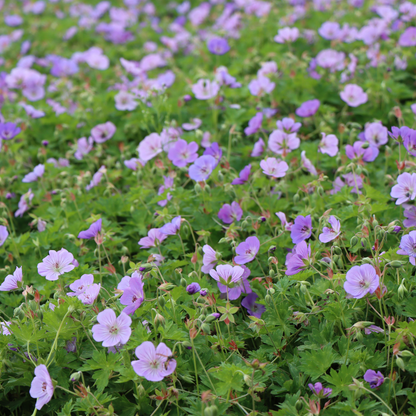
left=298, top=344, right=337, bottom=380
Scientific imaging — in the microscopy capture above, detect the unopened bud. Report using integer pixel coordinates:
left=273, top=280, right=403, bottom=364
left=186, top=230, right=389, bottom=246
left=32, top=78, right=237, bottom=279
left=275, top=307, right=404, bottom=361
left=333, top=246, right=342, bottom=255
left=201, top=323, right=210, bottom=334
left=13, top=305, right=25, bottom=320
left=390, top=260, right=404, bottom=269
left=293, top=194, right=300, bottom=203
left=350, top=236, right=358, bottom=247
left=154, top=313, right=165, bottom=328
left=217, top=171, right=224, bottom=182
left=396, top=356, right=405, bottom=371
left=204, top=405, right=218, bottom=416
left=70, top=371, right=82, bottom=382
left=194, top=183, right=202, bottom=193
left=180, top=278, right=187, bottom=288
left=158, top=296, right=165, bottom=308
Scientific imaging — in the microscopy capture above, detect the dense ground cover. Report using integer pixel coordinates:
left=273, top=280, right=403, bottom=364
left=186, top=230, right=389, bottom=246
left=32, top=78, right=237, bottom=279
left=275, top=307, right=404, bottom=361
left=1, top=0, right=416, bottom=414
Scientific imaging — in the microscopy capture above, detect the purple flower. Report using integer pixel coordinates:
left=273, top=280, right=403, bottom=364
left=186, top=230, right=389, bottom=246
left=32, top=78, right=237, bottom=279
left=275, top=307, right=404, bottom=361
left=91, top=121, right=116, bottom=143
left=260, top=158, right=289, bottom=178
left=390, top=173, right=416, bottom=205
left=308, top=382, right=332, bottom=398
left=120, top=277, right=145, bottom=315
left=86, top=166, right=106, bottom=191
left=241, top=293, right=265, bottom=318
left=187, top=282, right=201, bottom=294
left=235, top=236, right=260, bottom=265
left=319, top=216, right=341, bottom=243
left=15, top=189, right=34, bottom=217
left=245, top=113, right=263, bottom=136
left=285, top=241, right=311, bottom=275
left=0, top=122, right=21, bottom=140
left=68, top=274, right=100, bottom=305
left=365, top=122, right=388, bottom=147
left=251, top=138, right=265, bottom=157
left=276, top=117, right=301, bottom=133
left=276, top=212, right=293, bottom=231
left=319, top=21, right=341, bottom=40
left=231, top=164, right=251, bottom=185
left=364, top=370, right=384, bottom=389
left=207, top=37, right=230, bottom=55
left=74, top=137, right=94, bottom=160
left=404, top=206, right=416, bottom=228
left=365, top=325, right=384, bottom=335
left=188, top=155, right=216, bottom=181
left=138, top=133, right=162, bottom=161
left=202, top=244, right=218, bottom=273
left=209, top=264, right=245, bottom=300
left=131, top=341, right=176, bottom=382
left=340, top=84, right=368, bottom=107
left=274, top=27, right=299, bottom=43
left=192, top=79, right=219, bottom=100
left=397, top=231, right=416, bottom=265
left=404, top=130, right=416, bottom=157
left=29, top=365, right=54, bottom=410
left=316, top=49, right=345, bottom=71
left=1, top=321, right=11, bottom=336
left=268, top=130, right=300, bottom=156
left=78, top=219, right=102, bottom=239
left=115, top=91, right=137, bottom=111
left=0, top=225, right=8, bottom=247
left=218, top=201, right=243, bottom=224
left=138, top=229, right=167, bottom=249
left=344, top=265, right=379, bottom=299
left=92, top=309, right=132, bottom=347
left=65, top=337, right=77, bottom=353
left=22, top=164, right=45, bottom=183
left=168, top=139, right=199, bottom=167
left=160, top=216, right=181, bottom=235
left=319, top=133, right=338, bottom=157
left=291, top=215, right=313, bottom=244
left=398, top=27, right=416, bottom=46
left=301, top=151, right=317, bottom=176
left=182, top=118, right=202, bottom=131
left=0, top=266, right=22, bottom=291
left=346, top=141, right=379, bottom=162
left=295, top=99, right=320, bottom=117
left=37, top=248, right=76, bottom=281
left=248, top=76, right=275, bottom=96
left=125, top=158, right=144, bottom=170
left=203, top=143, right=222, bottom=166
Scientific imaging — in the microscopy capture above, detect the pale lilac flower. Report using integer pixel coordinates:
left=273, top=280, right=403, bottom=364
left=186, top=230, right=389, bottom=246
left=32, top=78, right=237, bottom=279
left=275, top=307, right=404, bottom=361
left=398, top=27, right=416, bottom=46
left=22, top=164, right=45, bottom=183
left=29, top=365, right=54, bottom=410
left=343, top=172, right=363, bottom=194
left=0, top=266, right=22, bottom=291
left=120, top=276, right=144, bottom=315
left=0, top=225, right=8, bottom=247
left=251, top=138, right=265, bottom=157
left=258, top=62, right=278, bottom=77
left=268, top=130, right=300, bottom=156
left=1, top=321, right=11, bottom=336
left=397, top=231, right=416, bottom=265
left=188, top=155, right=216, bottom=181
left=125, top=158, right=144, bottom=170
left=365, top=325, right=384, bottom=335
left=168, top=139, right=199, bottom=167
left=138, top=133, right=162, bottom=161
left=291, top=215, right=313, bottom=244
left=260, top=158, right=289, bottom=178
left=241, top=293, right=265, bottom=318
left=37, top=248, right=76, bottom=281
left=86, top=166, right=106, bottom=191
left=202, top=244, right=218, bottom=273
left=340, top=84, right=368, bottom=107
left=138, top=229, right=167, bottom=248
left=192, top=79, right=219, bottom=100
left=315, top=49, right=345, bottom=71
left=160, top=216, right=181, bottom=235
left=295, top=99, right=320, bottom=117
left=276, top=117, right=301, bottom=133
left=218, top=201, right=243, bottom=224
left=91, top=122, right=116, bottom=143
left=276, top=212, right=293, bottom=231
left=318, top=133, right=338, bottom=157
left=319, top=216, right=341, bottom=243
left=344, top=265, right=379, bottom=299
left=68, top=274, right=100, bottom=305
left=209, top=264, right=245, bottom=300
left=74, top=137, right=94, bottom=160
left=182, top=118, right=202, bottom=131
left=244, top=113, right=263, bottom=136
left=231, top=164, right=251, bottom=185
left=207, top=37, right=230, bottom=55
left=131, top=341, right=176, bottom=382
left=345, top=141, right=379, bottom=162
left=390, top=173, right=416, bottom=205
left=301, top=151, right=317, bottom=175
left=187, top=282, right=201, bottom=294
left=92, top=309, right=132, bottom=347
left=404, top=206, right=416, bottom=228
left=308, top=383, right=332, bottom=397
left=117, top=271, right=143, bottom=292
left=274, top=27, right=299, bottom=43
left=203, top=143, right=222, bottom=166
left=364, top=122, right=388, bottom=147
left=115, top=90, right=137, bottom=111
left=248, top=76, right=275, bottom=96
left=404, top=130, right=416, bottom=157
left=364, top=370, right=384, bottom=389
left=84, top=51, right=110, bottom=70
left=234, top=236, right=260, bottom=265
left=15, top=189, right=34, bottom=217
left=318, top=21, right=341, bottom=40
left=285, top=241, right=311, bottom=275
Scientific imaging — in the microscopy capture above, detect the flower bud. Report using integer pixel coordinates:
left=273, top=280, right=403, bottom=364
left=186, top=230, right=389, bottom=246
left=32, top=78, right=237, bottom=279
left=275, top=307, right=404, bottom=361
left=204, top=405, right=218, bottom=416
left=243, top=374, right=252, bottom=386
left=398, top=279, right=408, bottom=299
left=334, top=246, right=342, bottom=255
left=399, top=350, right=414, bottom=357
left=293, top=193, right=300, bottom=203
left=70, top=371, right=82, bottom=382
left=217, top=171, right=224, bottom=182
left=241, top=220, right=248, bottom=229
left=390, top=260, right=405, bottom=269
left=265, top=294, right=272, bottom=304
left=361, top=257, right=372, bottom=264
left=154, top=313, right=165, bottom=328
left=13, top=305, right=25, bottom=320
left=396, top=356, right=405, bottom=371
left=337, top=258, right=343, bottom=268
left=317, top=186, right=324, bottom=196
left=180, top=278, right=187, bottom=288
left=194, top=183, right=202, bottom=193
left=201, top=323, right=210, bottom=334
left=269, top=288, right=275, bottom=295
left=158, top=296, right=166, bottom=308
left=205, top=314, right=218, bottom=323
left=360, top=238, right=366, bottom=248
